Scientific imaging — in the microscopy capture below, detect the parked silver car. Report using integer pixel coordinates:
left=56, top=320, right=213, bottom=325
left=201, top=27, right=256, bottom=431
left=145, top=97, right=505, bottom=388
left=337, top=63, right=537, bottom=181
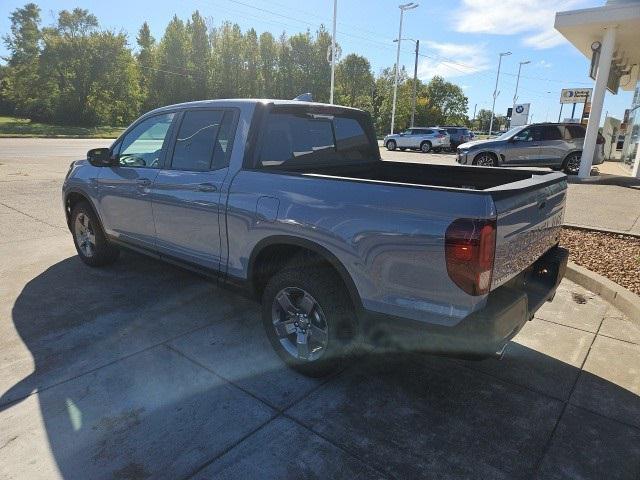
left=456, top=123, right=605, bottom=174
left=384, top=127, right=450, bottom=153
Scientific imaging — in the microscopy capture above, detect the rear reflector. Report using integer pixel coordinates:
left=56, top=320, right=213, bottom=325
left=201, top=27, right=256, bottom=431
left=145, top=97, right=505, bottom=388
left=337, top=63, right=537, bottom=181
left=445, top=218, right=497, bottom=296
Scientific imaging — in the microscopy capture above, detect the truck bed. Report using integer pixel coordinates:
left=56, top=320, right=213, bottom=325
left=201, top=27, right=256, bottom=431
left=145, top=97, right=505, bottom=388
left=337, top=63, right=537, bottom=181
left=295, top=161, right=563, bottom=192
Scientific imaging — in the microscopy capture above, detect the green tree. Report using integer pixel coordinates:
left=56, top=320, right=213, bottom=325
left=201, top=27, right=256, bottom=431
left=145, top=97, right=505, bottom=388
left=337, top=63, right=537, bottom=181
left=211, top=22, right=244, bottom=98
left=259, top=32, right=278, bottom=97
left=136, top=22, right=156, bottom=110
left=475, top=108, right=492, bottom=132
left=154, top=15, right=192, bottom=106
left=38, top=8, right=139, bottom=125
left=2, top=3, right=42, bottom=117
left=242, top=28, right=260, bottom=97
left=311, top=25, right=332, bottom=103
left=335, top=53, right=373, bottom=110
left=187, top=11, right=210, bottom=100
left=423, top=75, right=468, bottom=125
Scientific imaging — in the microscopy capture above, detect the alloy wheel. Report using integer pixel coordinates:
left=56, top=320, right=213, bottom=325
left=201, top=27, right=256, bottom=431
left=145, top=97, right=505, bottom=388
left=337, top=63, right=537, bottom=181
left=271, top=287, right=329, bottom=361
left=475, top=153, right=495, bottom=166
left=74, top=213, right=96, bottom=257
left=565, top=153, right=581, bottom=174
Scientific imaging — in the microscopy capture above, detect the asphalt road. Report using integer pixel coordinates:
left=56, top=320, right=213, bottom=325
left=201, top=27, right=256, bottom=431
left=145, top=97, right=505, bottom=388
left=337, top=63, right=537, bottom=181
left=1, top=138, right=639, bottom=479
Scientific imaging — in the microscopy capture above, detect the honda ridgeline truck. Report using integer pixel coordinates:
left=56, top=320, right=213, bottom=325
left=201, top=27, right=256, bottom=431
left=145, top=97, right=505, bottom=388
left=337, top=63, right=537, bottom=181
left=63, top=99, right=568, bottom=376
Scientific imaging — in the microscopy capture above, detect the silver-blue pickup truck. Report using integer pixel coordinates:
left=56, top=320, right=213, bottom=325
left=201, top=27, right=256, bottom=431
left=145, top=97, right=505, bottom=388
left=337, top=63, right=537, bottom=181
left=63, top=99, right=568, bottom=376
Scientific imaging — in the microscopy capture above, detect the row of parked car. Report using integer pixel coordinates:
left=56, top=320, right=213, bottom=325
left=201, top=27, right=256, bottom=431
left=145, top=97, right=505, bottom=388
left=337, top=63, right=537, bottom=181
left=383, top=126, right=473, bottom=153
left=384, top=122, right=605, bottom=175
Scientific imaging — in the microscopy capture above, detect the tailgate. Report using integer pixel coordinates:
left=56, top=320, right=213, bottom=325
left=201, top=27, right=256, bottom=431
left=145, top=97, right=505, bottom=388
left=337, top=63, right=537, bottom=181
left=490, top=178, right=566, bottom=289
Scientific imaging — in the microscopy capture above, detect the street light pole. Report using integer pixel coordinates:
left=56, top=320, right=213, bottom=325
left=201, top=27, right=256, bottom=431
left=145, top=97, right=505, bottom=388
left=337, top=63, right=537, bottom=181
left=512, top=60, right=530, bottom=107
left=489, top=51, right=511, bottom=135
left=390, top=2, right=418, bottom=134
left=329, top=0, right=337, bottom=104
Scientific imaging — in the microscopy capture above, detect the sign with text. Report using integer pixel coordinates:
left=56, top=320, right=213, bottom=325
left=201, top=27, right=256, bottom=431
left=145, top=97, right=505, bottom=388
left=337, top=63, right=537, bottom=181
left=560, top=88, right=592, bottom=104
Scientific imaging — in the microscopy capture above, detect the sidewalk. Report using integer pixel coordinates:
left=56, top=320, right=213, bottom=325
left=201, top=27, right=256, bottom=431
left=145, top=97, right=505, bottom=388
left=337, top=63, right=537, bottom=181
left=564, top=167, right=640, bottom=235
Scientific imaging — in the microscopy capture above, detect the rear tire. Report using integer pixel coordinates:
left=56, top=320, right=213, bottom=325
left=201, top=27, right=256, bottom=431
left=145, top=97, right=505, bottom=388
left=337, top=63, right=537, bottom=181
left=562, top=152, right=581, bottom=175
left=386, top=140, right=397, bottom=151
left=262, top=264, right=356, bottom=377
left=420, top=141, right=432, bottom=153
left=71, top=201, right=119, bottom=267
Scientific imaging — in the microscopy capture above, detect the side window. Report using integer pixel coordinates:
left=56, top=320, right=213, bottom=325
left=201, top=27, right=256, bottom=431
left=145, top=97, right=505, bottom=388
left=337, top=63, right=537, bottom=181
left=424, top=129, right=433, bottom=135
left=171, top=110, right=224, bottom=171
left=212, top=111, right=237, bottom=169
left=514, top=128, right=532, bottom=141
left=541, top=125, right=563, bottom=141
left=118, top=113, right=175, bottom=168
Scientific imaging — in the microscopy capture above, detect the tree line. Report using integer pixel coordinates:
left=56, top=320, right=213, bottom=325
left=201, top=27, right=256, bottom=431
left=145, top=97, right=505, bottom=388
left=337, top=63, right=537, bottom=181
left=0, top=3, right=470, bottom=134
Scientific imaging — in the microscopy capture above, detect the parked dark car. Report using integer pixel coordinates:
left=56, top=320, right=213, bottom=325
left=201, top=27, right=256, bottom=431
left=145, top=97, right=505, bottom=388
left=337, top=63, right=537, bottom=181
left=439, top=126, right=472, bottom=149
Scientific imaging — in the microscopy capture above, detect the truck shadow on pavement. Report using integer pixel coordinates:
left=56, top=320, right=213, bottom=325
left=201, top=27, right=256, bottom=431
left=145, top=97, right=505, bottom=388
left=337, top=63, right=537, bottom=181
left=1, top=251, right=639, bottom=479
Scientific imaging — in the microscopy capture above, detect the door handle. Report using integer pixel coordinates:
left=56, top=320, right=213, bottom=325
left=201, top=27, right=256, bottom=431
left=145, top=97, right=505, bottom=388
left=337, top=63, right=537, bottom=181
left=197, top=182, right=217, bottom=192
left=136, top=178, right=152, bottom=187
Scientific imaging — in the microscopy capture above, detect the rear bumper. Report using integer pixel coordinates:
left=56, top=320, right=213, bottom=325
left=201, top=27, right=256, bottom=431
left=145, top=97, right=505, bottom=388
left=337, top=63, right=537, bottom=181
left=359, top=246, right=569, bottom=357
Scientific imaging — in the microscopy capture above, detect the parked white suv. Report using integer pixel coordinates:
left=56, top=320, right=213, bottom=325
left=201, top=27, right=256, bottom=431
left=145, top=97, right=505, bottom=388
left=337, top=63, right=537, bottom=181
left=384, top=127, right=450, bottom=153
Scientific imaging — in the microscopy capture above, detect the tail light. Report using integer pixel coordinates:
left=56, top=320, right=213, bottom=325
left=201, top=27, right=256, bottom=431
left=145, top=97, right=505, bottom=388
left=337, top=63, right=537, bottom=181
left=437, top=133, right=445, bottom=138
left=445, top=218, right=496, bottom=296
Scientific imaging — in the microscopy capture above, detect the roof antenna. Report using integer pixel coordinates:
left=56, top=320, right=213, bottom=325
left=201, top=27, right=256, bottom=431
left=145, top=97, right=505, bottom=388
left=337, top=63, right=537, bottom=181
left=293, top=93, right=313, bottom=102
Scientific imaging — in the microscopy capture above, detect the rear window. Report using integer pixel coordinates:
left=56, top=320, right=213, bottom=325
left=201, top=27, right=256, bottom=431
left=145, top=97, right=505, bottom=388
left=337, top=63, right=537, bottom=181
left=564, top=125, right=585, bottom=140
left=540, top=125, right=563, bottom=141
left=258, top=110, right=376, bottom=168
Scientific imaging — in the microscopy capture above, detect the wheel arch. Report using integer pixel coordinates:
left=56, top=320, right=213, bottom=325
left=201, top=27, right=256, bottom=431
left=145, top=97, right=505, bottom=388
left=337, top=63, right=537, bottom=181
left=248, top=235, right=362, bottom=310
left=64, top=189, right=102, bottom=232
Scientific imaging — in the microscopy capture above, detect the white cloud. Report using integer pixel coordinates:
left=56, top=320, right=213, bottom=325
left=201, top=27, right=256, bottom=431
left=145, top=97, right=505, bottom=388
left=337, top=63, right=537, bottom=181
left=536, top=59, right=553, bottom=68
left=417, top=41, right=491, bottom=79
left=454, top=0, right=585, bottom=49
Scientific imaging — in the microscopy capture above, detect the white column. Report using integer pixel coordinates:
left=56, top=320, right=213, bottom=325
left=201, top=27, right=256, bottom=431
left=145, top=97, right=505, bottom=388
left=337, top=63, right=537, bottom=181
left=579, top=26, right=617, bottom=178
left=633, top=139, right=640, bottom=178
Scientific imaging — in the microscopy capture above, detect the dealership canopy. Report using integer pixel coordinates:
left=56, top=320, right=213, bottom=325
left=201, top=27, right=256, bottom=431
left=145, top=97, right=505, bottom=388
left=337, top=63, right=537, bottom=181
left=555, top=0, right=640, bottom=178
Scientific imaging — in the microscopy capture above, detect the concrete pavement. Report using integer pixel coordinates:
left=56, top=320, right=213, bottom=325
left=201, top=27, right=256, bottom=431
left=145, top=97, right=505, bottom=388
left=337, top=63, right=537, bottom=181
left=1, top=138, right=639, bottom=479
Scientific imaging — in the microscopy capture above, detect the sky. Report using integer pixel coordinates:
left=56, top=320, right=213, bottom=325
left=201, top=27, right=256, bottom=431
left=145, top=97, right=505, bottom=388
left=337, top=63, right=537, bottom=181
left=0, top=0, right=635, bottom=125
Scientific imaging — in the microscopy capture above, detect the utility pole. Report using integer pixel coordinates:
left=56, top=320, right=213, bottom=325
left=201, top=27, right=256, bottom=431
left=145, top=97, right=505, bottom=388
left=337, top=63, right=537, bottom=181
left=489, top=51, right=511, bottom=135
left=390, top=2, right=418, bottom=134
left=394, top=37, right=420, bottom=127
left=329, top=0, right=337, bottom=104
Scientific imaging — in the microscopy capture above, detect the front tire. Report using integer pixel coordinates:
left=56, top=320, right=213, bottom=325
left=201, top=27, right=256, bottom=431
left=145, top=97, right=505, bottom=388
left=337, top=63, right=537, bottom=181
left=473, top=152, right=498, bottom=167
left=563, top=152, right=581, bottom=175
left=420, top=141, right=432, bottom=153
left=262, top=264, right=356, bottom=377
left=71, top=201, right=119, bottom=267
left=386, top=140, right=397, bottom=151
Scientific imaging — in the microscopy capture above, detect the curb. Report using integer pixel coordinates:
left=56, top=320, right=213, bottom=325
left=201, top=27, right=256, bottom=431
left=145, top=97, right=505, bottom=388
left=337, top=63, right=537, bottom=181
left=566, top=261, right=640, bottom=321
left=563, top=223, right=640, bottom=238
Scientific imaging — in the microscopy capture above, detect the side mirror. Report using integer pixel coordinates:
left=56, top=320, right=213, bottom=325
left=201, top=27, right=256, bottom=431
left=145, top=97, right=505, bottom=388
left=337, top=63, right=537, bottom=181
left=87, top=148, right=114, bottom=167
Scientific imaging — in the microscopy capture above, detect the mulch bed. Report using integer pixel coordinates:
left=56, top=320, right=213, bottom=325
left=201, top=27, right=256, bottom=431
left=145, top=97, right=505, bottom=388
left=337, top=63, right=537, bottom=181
left=560, top=226, right=640, bottom=295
